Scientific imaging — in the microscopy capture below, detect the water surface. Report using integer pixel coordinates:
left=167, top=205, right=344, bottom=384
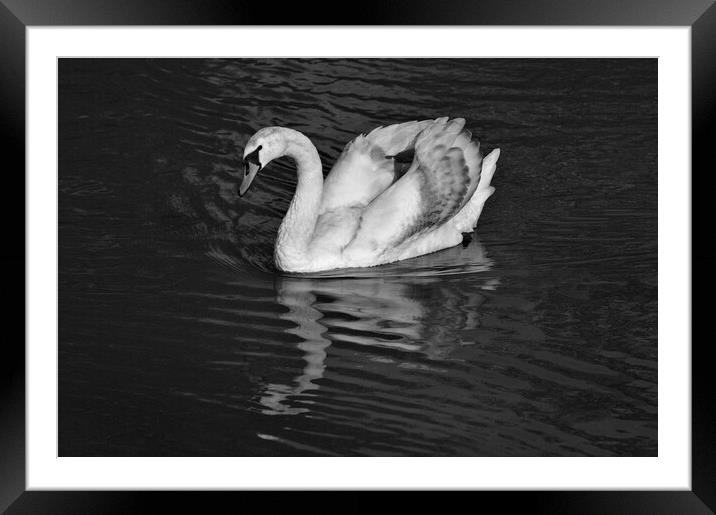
left=59, top=58, right=657, bottom=456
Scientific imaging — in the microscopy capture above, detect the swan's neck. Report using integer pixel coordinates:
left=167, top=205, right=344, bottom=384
left=274, top=129, right=323, bottom=270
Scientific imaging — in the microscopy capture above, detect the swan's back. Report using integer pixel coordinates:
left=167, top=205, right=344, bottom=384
left=344, top=117, right=486, bottom=257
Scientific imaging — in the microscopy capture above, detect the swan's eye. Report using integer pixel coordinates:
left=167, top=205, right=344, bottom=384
left=243, top=144, right=263, bottom=169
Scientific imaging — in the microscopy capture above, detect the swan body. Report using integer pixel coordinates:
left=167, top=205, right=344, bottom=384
left=239, top=118, right=500, bottom=273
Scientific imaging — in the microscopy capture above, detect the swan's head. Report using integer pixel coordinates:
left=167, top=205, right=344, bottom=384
left=239, top=128, right=287, bottom=197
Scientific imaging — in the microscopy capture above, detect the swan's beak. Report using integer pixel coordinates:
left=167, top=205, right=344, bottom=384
left=238, top=162, right=261, bottom=197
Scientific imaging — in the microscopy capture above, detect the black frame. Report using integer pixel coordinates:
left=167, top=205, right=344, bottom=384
left=2, top=0, right=713, bottom=513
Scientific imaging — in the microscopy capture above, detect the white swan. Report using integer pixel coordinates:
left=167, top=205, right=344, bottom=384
left=239, top=117, right=500, bottom=273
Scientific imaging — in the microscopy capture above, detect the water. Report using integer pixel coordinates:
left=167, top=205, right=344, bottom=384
left=58, top=58, right=657, bottom=456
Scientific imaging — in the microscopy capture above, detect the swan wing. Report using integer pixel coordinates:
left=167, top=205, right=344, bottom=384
left=318, top=120, right=432, bottom=213
left=344, top=118, right=484, bottom=256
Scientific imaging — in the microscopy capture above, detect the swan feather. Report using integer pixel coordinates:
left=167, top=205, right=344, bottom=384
left=343, top=118, right=484, bottom=259
left=241, top=119, right=498, bottom=272
left=318, top=120, right=432, bottom=213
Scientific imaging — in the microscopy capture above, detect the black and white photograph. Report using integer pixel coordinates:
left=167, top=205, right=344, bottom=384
left=1, top=0, right=711, bottom=508
left=58, top=57, right=658, bottom=457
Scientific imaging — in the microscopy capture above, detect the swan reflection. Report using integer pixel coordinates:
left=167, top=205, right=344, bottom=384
left=257, top=239, right=499, bottom=415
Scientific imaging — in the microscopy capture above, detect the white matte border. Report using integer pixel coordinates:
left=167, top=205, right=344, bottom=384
left=27, top=27, right=690, bottom=490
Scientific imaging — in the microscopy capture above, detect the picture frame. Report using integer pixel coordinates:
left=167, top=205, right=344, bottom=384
left=2, top=0, right=712, bottom=512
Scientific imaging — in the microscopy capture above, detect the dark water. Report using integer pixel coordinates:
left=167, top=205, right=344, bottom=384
left=58, top=58, right=657, bottom=456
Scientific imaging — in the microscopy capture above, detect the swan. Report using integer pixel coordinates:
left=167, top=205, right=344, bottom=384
left=238, top=117, right=500, bottom=273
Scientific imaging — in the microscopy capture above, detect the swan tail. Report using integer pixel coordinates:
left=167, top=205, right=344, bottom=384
left=476, top=148, right=499, bottom=193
